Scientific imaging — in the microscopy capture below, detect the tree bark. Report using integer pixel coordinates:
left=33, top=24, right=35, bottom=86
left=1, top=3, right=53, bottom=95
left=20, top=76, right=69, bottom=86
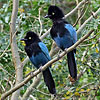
left=76, top=0, right=81, bottom=26
left=10, top=0, right=23, bottom=100
left=22, top=73, right=42, bottom=100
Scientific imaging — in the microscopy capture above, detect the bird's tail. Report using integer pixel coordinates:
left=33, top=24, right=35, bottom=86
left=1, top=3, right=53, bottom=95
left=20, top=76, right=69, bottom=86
left=42, top=67, right=56, bottom=94
left=67, top=50, right=77, bottom=81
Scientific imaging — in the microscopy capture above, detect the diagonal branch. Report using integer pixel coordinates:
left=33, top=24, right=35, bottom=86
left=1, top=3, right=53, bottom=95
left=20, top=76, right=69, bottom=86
left=64, top=0, right=89, bottom=18
left=1, top=29, right=94, bottom=100
left=77, top=8, right=100, bottom=34
left=21, top=73, right=42, bottom=100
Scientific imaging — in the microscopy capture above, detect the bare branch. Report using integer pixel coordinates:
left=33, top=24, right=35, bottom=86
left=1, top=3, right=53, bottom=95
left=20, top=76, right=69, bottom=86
left=40, top=28, right=51, bottom=40
left=0, top=43, right=10, bottom=58
left=64, top=0, right=89, bottom=18
left=77, top=8, right=100, bottom=34
left=73, top=2, right=87, bottom=27
left=38, top=8, right=43, bottom=36
left=75, top=0, right=82, bottom=26
left=10, top=0, right=23, bottom=100
left=49, top=41, right=60, bottom=57
left=29, top=95, right=37, bottom=100
left=22, top=73, right=42, bottom=100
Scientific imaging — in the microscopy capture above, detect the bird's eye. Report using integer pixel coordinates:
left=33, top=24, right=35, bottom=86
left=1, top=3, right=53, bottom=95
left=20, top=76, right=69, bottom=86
left=52, top=12, right=55, bottom=15
left=29, top=37, right=31, bottom=39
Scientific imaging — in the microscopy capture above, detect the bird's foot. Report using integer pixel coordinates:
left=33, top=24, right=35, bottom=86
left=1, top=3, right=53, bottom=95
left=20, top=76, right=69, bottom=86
left=68, top=76, right=77, bottom=85
left=39, top=66, right=43, bottom=72
left=64, top=48, right=68, bottom=54
left=57, top=50, right=62, bottom=58
left=25, top=70, right=36, bottom=78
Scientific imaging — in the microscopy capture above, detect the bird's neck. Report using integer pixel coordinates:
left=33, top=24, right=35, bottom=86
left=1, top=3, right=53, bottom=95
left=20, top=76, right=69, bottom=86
left=52, top=18, right=69, bottom=25
left=52, top=18, right=64, bottom=24
left=26, top=39, right=41, bottom=47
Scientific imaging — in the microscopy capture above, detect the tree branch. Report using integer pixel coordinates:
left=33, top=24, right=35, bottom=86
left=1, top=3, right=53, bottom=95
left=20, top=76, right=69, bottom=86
left=21, top=73, right=42, bottom=100
left=64, top=0, right=89, bottom=18
left=10, top=0, right=23, bottom=100
left=1, top=29, right=94, bottom=100
left=49, top=41, right=60, bottom=57
left=38, top=7, right=43, bottom=36
left=0, top=43, right=10, bottom=58
left=77, top=8, right=100, bottom=34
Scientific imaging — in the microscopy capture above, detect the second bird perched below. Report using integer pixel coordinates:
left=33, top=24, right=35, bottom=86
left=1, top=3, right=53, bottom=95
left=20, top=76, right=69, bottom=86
left=21, top=31, right=56, bottom=94
left=45, top=5, right=77, bottom=82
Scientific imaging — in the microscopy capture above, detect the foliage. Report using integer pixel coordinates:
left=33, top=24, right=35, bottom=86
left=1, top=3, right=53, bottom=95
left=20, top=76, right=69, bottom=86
left=0, top=0, right=100, bottom=100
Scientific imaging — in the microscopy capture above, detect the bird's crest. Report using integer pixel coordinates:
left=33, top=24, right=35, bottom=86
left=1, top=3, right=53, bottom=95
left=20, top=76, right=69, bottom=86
left=45, top=5, right=64, bottom=20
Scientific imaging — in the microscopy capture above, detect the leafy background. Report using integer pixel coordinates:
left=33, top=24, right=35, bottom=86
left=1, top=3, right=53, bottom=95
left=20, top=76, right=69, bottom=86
left=0, top=0, right=100, bottom=99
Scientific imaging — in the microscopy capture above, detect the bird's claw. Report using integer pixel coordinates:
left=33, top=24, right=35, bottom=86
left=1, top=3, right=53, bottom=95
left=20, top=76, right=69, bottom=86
left=39, top=66, right=43, bottom=72
left=57, top=50, right=62, bottom=58
left=25, top=69, right=36, bottom=78
left=68, top=76, right=77, bottom=84
left=64, top=48, right=68, bottom=53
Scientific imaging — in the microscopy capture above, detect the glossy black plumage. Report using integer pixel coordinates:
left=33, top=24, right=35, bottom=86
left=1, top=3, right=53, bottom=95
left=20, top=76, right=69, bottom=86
left=21, top=31, right=56, bottom=94
left=45, top=6, right=77, bottom=81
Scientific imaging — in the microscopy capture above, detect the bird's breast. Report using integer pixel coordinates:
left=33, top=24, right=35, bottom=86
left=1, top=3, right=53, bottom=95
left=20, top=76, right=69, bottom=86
left=54, top=33, right=73, bottom=50
left=29, top=53, right=49, bottom=68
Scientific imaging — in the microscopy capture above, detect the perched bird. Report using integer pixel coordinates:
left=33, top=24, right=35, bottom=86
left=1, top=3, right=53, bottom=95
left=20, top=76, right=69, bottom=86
left=45, top=6, right=77, bottom=82
left=21, top=31, right=56, bottom=94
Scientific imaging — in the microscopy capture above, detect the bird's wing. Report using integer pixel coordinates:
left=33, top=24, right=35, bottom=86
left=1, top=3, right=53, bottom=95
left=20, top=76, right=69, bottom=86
left=65, top=24, right=77, bottom=44
left=38, top=42, right=51, bottom=61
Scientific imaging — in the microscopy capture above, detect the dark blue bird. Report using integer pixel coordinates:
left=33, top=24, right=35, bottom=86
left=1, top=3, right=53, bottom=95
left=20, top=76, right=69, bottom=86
left=21, top=31, right=56, bottom=94
left=45, top=6, right=77, bottom=82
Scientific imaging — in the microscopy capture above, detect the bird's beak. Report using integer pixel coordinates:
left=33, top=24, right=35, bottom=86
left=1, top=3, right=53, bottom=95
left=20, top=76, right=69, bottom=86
left=20, top=38, right=27, bottom=41
left=20, top=38, right=27, bottom=46
left=44, top=14, right=51, bottom=18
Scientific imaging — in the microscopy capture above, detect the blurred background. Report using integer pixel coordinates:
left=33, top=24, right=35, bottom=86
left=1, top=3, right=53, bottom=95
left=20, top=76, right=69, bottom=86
left=0, top=0, right=100, bottom=100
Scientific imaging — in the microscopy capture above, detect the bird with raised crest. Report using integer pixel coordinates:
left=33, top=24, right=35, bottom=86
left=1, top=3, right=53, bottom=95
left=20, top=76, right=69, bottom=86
left=45, top=5, right=77, bottom=82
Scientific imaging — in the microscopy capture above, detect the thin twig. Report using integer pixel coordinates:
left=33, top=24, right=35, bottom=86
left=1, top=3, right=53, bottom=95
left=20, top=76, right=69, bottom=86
left=38, top=8, right=43, bottom=36
left=73, top=2, right=88, bottom=27
left=77, top=8, right=100, bottom=34
left=64, top=0, right=89, bottom=18
left=76, top=0, right=81, bottom=26
left=84, top=63, right=100, bottom=72
left=0, top=43, right=10, bottom=58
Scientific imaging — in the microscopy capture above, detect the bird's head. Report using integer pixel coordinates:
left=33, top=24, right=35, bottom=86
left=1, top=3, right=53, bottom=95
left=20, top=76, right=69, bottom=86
left=45, top=5, right=64, bottom=20
left=21, top=31, right=40, bottom=46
